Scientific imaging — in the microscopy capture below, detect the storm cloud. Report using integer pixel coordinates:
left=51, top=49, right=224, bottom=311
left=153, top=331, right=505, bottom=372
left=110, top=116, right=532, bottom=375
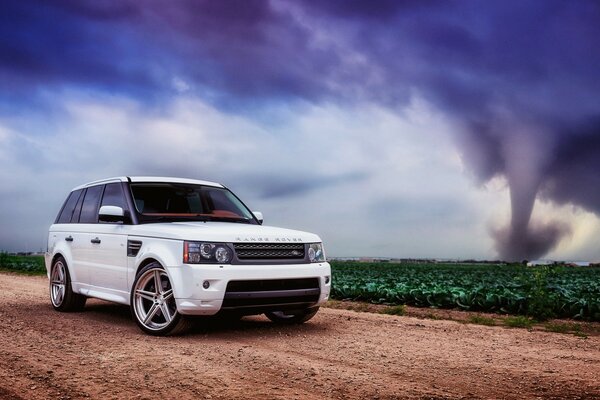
left=1, top=1, right=600, bottom=260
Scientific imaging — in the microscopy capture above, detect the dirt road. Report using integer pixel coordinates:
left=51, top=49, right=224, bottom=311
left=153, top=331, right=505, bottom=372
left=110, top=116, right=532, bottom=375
left=0, top=272, right=598, bottom=399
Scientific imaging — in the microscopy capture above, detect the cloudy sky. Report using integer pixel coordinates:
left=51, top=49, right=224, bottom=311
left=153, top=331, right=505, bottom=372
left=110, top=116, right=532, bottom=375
left=1, top=1, right=599, bottom=261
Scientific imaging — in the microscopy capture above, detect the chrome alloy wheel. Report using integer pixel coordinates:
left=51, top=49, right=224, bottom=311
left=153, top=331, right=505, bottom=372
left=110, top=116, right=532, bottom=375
left=133, top=268, right=177, bottom=331
left=50, top=260, right=67, bottom=307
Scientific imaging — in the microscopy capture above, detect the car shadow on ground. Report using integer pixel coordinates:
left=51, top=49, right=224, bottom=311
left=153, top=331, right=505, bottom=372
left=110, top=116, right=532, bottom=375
left=79, top=299, right=328, bottom=337
left=187, top=315, right=326, bottom=335
left=82, top=299, right=133, bottom=323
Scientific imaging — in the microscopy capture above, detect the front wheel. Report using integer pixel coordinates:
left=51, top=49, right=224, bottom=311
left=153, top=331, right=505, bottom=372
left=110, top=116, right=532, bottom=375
left=130, top=262, right=190, bottom=336
left=265, top=306, right=320, bottom=325
left=50, top=256, right=86, bottom=312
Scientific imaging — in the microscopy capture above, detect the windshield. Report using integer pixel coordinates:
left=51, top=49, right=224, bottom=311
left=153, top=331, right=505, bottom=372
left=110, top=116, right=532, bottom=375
left=130, top=183, right=257, bottom=224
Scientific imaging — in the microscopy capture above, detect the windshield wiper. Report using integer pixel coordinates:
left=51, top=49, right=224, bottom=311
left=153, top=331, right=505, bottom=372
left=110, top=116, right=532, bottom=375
left=205, top=216, right=252, bottom=224
left=142, top=215, right=211, bottom=222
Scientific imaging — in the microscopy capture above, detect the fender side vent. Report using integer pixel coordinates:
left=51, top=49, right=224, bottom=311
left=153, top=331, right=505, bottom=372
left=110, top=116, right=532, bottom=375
left=127, top=240, right=142, bottom=257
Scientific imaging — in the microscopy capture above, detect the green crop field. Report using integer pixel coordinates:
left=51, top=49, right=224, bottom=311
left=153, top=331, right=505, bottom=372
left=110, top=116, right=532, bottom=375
left=2, top=254, right=599, bottom=321
left=0, top=253, right=46, bottom=274
left=330, top=261, right=600, bottom=321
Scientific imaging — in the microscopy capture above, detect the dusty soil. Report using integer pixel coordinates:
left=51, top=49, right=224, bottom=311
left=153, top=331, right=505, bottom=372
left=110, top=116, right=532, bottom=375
left=0, top=272, right=599, bottom=400
left=326, top=300, right=600, bottom=337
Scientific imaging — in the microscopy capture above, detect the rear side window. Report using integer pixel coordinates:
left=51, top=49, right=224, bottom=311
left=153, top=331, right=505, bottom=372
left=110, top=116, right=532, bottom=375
left=79, top=185, right=104, bottom=223
left=56, top=190, right=83, bottom=224
left=101, top=183, right=128, bottom=210
left=71, top=188, right=86, bottom=223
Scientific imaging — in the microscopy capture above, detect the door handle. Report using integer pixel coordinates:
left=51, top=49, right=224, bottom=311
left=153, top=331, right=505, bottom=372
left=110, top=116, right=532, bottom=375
left=91, top=237, right=101, bottom=244
left=65, top=236, right=74, bottom=242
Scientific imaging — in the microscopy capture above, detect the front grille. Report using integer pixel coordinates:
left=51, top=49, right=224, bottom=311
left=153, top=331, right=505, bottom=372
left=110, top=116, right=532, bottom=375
left=234, top=243, right=305, bottom=260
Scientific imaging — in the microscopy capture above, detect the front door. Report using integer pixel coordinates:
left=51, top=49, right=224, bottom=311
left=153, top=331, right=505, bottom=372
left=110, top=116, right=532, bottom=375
left=86, top=182, right=131, bottom=303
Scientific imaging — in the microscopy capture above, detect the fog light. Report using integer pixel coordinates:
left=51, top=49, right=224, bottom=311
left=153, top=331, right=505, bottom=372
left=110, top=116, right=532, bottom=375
left=325, top=276, right=330, bottom=284
left=203, top=280, right=210, bottom=289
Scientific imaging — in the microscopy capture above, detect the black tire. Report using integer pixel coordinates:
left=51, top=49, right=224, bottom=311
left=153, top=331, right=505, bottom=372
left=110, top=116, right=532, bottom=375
left=265, top=306, right=320, bottom=325
left=50, top=256, right=87, bottom=312
left=130, top=262, right=190, bottom=336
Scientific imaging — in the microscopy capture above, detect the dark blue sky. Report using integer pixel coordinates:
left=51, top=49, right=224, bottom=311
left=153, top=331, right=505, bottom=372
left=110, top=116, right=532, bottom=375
left=1, top=0, right=599, bottom=260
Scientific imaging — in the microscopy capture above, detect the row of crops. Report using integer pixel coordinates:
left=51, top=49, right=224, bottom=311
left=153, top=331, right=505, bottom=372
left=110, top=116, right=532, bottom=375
left=2, top=255, right=598, bottom=320
left=330, top=261, right=600, bottom=321
left=0, top=253, right=46, bottom=274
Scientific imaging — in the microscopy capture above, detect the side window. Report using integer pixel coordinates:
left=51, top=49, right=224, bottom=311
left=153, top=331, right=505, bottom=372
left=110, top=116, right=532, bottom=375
left=101, top=183, right=128, bottom=210
left=71, top=188, right=86, bottom=223
left=56, top=190, right=83, bottom=224
left=79, top=185, right=104, bottom=223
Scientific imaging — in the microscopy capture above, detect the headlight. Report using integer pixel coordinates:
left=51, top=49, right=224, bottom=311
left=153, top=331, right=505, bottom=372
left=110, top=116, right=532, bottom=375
left=184, top=241, right=232, bottom=264
left=308, top=243, right=326, bottom=263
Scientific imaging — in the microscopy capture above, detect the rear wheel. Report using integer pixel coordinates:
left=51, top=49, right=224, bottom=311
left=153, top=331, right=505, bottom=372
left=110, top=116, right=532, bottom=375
left=131, top=262, right=190, bottom=336
left=265, top=306, right=319, bottom=325
left=50, top=257, right=86, bottom=311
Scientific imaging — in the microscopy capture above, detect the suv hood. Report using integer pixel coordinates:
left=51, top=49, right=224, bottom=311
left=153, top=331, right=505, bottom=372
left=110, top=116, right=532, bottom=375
left=127, top=221, right=322, bottom=243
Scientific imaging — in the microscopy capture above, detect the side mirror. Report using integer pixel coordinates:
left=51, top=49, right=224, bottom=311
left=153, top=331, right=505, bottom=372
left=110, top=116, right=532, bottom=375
left=253, top=211, right=263, bottom=224
left=99, top=205, right=125, bottom=223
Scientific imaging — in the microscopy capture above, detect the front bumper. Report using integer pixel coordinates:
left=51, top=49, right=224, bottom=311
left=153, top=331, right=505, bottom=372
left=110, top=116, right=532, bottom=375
left=167, top=261, right=331, bottom=316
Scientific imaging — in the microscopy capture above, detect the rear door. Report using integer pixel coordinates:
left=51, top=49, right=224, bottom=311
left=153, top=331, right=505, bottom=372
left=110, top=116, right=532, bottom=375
left=73, top=185, right=105, bottom=290
left=51, top=189, right=85, bottom=284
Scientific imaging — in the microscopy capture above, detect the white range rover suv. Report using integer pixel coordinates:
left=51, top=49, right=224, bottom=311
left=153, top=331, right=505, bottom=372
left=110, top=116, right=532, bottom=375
left=45, top=177, right=331, bottom=335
